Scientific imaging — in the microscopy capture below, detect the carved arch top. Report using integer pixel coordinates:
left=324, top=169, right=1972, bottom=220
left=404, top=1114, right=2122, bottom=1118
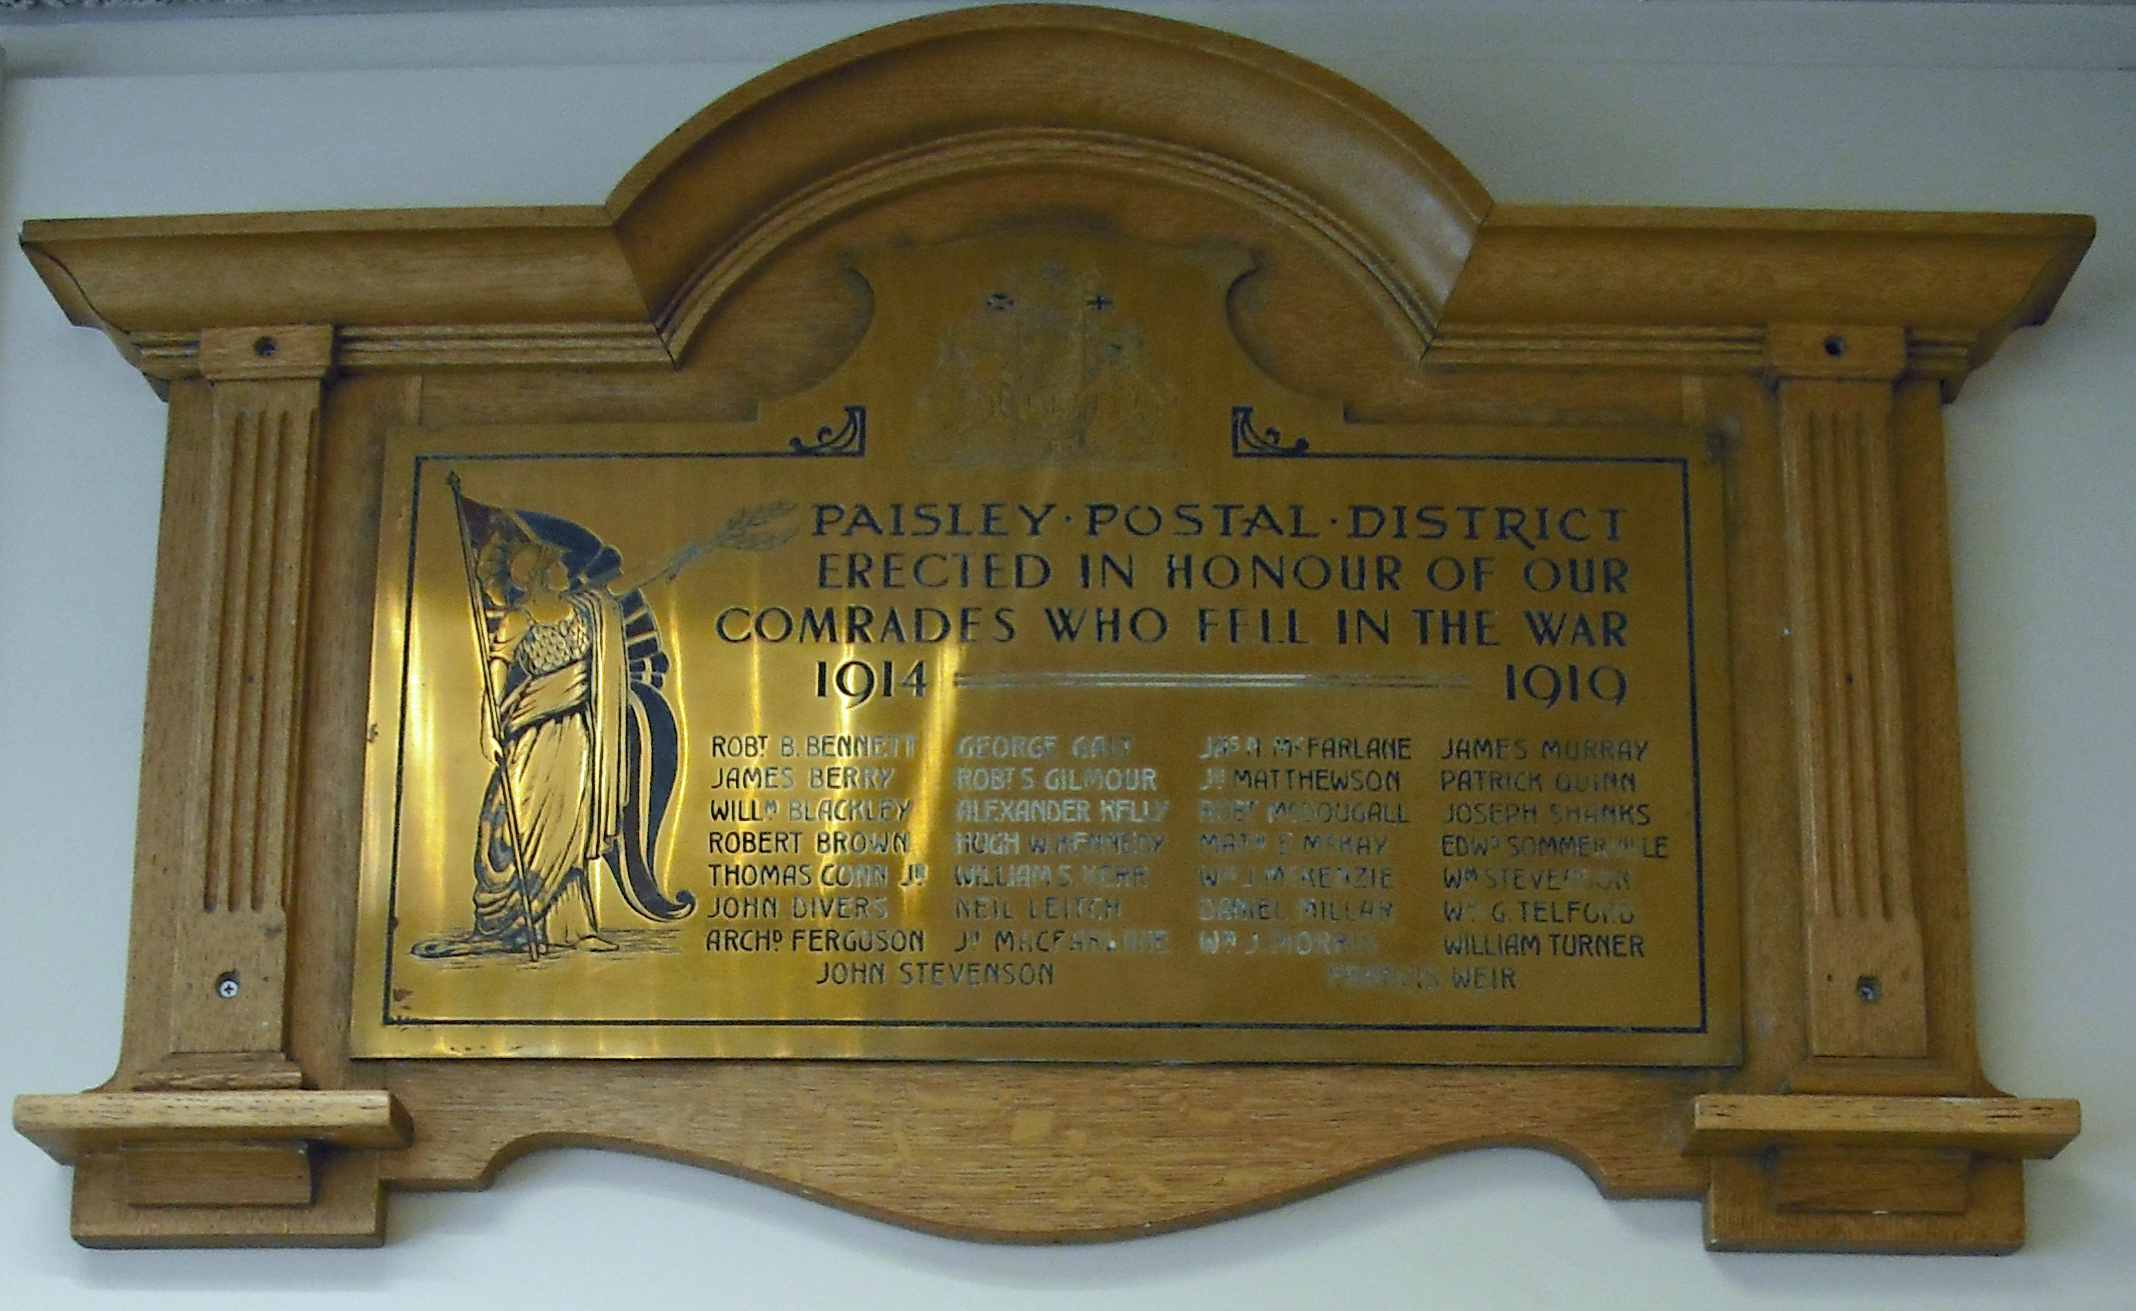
left=605, top=4, right=1493, bottom=364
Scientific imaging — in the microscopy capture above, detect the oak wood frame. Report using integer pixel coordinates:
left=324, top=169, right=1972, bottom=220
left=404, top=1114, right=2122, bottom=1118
left=10, top=3, right=2088, bottom=1252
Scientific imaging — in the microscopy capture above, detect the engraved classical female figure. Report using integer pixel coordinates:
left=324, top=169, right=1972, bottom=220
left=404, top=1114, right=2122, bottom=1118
left=473, top=538, right=630, bottom=951
left=415, top=486, right=701, bottom=959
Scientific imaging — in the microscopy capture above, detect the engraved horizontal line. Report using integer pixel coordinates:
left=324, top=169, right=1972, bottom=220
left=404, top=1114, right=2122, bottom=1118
left=378, top=1017, right=1708, bottom=1035
left=952, top=671, right=1468, bottom=691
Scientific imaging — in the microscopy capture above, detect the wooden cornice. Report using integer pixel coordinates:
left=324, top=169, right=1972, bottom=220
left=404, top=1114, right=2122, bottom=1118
left=26, top=204, right=2091, bottom=392
left=1444, top=205, right=2094, bottom=379
left=18, top=5, right=2093, bottom=393
left=21, top=207, right=655, bottom=376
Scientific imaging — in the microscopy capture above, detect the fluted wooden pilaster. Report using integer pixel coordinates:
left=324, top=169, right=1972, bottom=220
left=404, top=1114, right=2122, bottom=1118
left=159, top=326, right=334, bottom=1068
left=1772, top=326, right=1929, bottom=1059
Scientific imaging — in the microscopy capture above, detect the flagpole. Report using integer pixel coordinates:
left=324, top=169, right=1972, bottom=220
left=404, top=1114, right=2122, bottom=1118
left=446, top=472, right=543, bottom=963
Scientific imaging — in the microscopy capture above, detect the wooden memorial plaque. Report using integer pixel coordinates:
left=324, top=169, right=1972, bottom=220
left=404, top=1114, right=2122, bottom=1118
left=11, top=3, right=2087, bottom=1253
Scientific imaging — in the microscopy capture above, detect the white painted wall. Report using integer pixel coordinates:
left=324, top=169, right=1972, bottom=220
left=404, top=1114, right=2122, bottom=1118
left=2, top=3, right=2131, bottom=1305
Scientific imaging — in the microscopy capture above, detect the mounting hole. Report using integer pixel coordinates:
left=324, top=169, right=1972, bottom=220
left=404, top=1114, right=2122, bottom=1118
left=215, top=971, right=241, bottom=1000
left=1856, top=974, right=1882, bottom=1004
left=1823, top=334, right=1847, bottom=358
left=253, top=335, right=279, bottom=358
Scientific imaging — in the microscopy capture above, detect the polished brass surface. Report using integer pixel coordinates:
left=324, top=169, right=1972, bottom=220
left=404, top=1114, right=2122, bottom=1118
left=353, top=235, right=1736, bottom=1061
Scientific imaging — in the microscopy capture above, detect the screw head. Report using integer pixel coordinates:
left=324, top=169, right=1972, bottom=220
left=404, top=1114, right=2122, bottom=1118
left=215, top=971, right=241, bottom=1000
left=1856, top=974, right=1882, bottom=1004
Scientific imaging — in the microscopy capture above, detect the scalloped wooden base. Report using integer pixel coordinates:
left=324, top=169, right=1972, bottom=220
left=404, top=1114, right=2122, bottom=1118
left=14, top=1086, right=2077, bottom=1249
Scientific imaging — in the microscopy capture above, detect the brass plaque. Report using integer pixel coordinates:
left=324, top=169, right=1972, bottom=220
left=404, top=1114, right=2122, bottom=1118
left=354, top=235, right=1737, bottom=1063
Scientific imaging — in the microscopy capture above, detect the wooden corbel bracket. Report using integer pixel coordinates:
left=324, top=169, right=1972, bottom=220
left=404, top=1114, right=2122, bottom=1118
left=1686, top=1094, right=2080, bottom=1252
left=13, top=1091, right=410, bottom=1222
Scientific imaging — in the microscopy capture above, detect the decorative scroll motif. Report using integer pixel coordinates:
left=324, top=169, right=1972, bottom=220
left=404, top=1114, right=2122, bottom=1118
left=1778, top=375, right=1930, bottom=1059
left=790, top=405, right=867, bottom=456
left=1229, top=405, right=1310, bottom=457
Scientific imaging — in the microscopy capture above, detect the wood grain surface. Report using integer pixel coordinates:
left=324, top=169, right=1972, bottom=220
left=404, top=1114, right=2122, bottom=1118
left=8, top=2, right=2093, bottom=1252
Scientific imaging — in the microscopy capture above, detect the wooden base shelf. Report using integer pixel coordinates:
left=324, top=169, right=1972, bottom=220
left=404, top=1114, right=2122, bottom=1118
left=13, top=1090, right=411, bottom=1163
left=1688, top=1094, right=2079, bottom=1253
left=14, top=1091, right=408, bottom=1245
left=1689, top=1093, right=2079, bottom=1158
